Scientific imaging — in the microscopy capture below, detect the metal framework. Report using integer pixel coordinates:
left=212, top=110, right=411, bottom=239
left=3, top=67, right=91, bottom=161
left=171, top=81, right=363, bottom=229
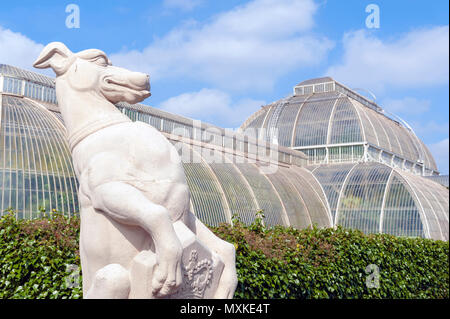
left=0, top=65, right=447, bottom=240
left=0, top=95, right=79, bottom=219
left=241, top=77, right=438, bottom=175
left=311, top=162, right=448, bottom=240
left=0, top=65, right=331, bottom=230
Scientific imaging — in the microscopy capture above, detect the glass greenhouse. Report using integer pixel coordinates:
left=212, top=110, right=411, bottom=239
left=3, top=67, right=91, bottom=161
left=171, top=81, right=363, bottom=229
left=240, top=77, right=448, bottom=240
left=241, top=77, right=438, bottom=175
left=0, top=64, right=448, bottom=240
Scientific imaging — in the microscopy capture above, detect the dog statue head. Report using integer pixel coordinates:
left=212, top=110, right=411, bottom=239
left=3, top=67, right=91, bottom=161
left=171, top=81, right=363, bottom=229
left=33, top=42, right=150, bottom=104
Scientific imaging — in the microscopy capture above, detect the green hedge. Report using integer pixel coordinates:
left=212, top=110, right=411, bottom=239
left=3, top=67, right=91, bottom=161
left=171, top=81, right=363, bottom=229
left=0, top=211, right=82, bottom=299
left=0, top=211, right=448, bottom=299
left=213, top=213, right=449, bottom=299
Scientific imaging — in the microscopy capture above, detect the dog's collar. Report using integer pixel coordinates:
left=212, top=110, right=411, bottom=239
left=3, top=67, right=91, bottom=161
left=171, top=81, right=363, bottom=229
left=68, top=114, right=130, bottom=152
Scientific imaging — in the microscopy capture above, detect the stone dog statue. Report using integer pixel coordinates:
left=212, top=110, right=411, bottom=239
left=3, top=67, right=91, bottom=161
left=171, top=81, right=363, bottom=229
left=33, top=42, right=237, bottom=299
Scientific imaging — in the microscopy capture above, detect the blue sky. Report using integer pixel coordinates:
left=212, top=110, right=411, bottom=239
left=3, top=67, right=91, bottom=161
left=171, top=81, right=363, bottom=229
left=0, top=0, right=448, bottom=173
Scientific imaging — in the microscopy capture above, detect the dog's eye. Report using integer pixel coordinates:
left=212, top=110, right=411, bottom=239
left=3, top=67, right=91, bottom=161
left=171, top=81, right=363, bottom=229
left=91, top=56, right=108, bottom=67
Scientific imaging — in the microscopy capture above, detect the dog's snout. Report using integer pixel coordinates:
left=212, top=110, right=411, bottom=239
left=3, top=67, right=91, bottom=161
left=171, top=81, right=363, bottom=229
left=129, top=72, right=150, bottom=89
left=101, top=66, right=151, bottom=103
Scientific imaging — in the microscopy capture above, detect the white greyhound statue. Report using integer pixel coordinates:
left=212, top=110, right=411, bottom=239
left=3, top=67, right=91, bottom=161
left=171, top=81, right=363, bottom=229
left=33, top=42, right=237, bottom=299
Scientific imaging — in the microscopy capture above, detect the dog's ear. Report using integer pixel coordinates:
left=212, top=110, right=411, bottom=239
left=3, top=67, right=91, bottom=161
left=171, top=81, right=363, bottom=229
left=33, top=42, right=74, bottom=76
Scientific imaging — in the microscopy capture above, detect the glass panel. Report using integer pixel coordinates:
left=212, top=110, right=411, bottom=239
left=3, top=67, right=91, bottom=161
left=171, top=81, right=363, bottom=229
left=0, top=96, right=78, bottom=218
left=337, top=163, right=391, bottom=234
left=303, top=148, right=326, bottom=165
left=383, top=175, right=424, bottom=237
left=279, top=167, right=330, bottom=227
left=264, top=167, right=311, bottom=229
left=235, top=162, right=284, bottom=227
left=329, top=97, right=363, bottom=144
left=178, top=144, right=228, bottom=227
left=293, top=92, right=340, bottom=147
left=269, top=96, right=309, bottom=147
left=207, top=153, right=258, bottom=225
left=243, top=108, right=268, bottom=130
left=312, top=163, right=356, bottom=222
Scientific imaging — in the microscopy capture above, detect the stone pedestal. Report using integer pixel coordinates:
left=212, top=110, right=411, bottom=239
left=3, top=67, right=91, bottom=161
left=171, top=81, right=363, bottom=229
left=129, top=220, right=225, bottom=299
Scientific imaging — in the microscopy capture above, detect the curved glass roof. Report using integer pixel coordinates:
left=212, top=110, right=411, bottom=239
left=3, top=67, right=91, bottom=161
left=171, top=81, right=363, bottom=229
left=120, top=103, right=332, bottom=229
left=0, top=64, right=55, bottom=87
left=311, top=162, right=449, bottom=240
left=425, top=175, right=449, bottom=188
left=1, top=65, right=447, bottom=241
left=241, top=78, right=437, bottom=172
left=0, top=95, right=79, bottom=218
left=0, top=80, right=331, bottom=230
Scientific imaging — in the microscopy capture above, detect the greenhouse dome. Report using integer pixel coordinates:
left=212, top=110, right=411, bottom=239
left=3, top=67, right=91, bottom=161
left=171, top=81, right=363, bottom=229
left=241, top=77, right=438, bottom=176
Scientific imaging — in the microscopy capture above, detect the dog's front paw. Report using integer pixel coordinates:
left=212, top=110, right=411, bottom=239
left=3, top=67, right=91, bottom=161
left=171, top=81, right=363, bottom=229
left=151, top=238, right=183, bottom=297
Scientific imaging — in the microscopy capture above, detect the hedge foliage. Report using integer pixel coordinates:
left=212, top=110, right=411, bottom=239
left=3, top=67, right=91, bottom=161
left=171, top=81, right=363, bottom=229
left=0, top=211, right=448, bottom=299
left=0, top=211, right=82, bottom=299
left=213, top=213, right=449, bottom=299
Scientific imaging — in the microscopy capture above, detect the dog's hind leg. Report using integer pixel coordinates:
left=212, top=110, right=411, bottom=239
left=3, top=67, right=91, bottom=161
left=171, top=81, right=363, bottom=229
left=184, top=211, right=238, bottom=299
left=85, top=264, right=130, bottom=299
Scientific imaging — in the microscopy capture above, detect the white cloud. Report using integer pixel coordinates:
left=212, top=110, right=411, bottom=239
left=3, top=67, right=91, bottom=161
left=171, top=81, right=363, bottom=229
left=111, top=0, right=333, bottom=92
left=0, top=26, right=47, bottom=74
left=159, top=88, right=265, bottom=127
left=325, top=26, right=449, bottom=92
left=428, top=138, right=449, bottom=174
left=163, top=0, right=203, bottom=11
left=412, top=120, right=449, bottom=138
left=382, top=97, right=431, bottom=116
